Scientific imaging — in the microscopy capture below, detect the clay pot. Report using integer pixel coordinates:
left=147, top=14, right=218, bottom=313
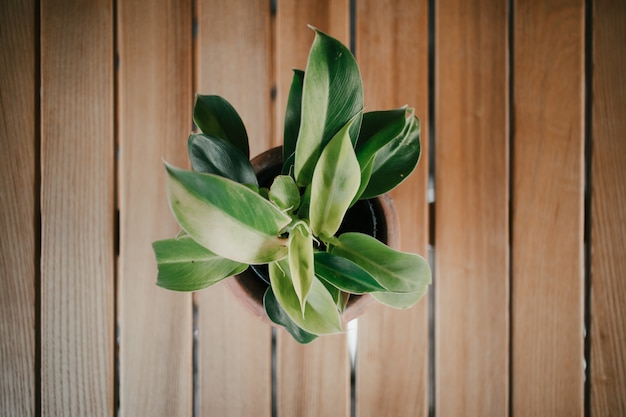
left=224, top=146, right=400, bottom=326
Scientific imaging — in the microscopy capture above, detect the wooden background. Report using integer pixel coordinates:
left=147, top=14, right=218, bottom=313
left=1, top=0, right=624, bottom=416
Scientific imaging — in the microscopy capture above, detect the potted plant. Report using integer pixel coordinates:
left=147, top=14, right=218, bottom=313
left=153, top=26, right=431, bottom=343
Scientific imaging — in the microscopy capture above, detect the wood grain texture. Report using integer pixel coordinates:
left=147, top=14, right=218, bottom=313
left=277, top=334, right=350, bottom=417
left=195, top=1, right=273, bottom=415
left=590, top=0, right=626, bottom=414
left=355, top=1, right=430, bottom=416
left=117, top=1, right=193, bottom=415
left=0, top=0, right=37, bottom=416
left=435, top=0, right=509, bottom=415
left=274, top=3, right=351, bottom=416
left=512, top=0, right=585, bottom=415
left=274, top=0, right=349, bottom=148
left=40, top=0, right=114, bottom=415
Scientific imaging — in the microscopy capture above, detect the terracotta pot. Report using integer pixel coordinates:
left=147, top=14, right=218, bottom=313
left=224, top=146, right=400, bottom=326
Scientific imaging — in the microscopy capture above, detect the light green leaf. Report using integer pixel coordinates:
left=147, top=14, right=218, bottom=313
left=310, top=118, right=361, bottom=238
left=361, top=114, right=421, bottom=199
left=165, top=163, right=290, bottom=264
left=314, top=252, right=387, bottom=294
left=153, top=236, right=247, bottom=292
left=193, top=94, right=250, bottom=157
left=331, top=232, right=431, bottom=293
left=269, top=259, right=343, bottom=335
left=283, top=69, right=305, bottom=173
left=289, top=221, right=314, bottom=315
left=294, top=27, right=363, bottom=186
left=269, top=175, right=300, bottom=213
left=372, top=287, right=429, bottom=309
left=264, top=288, right=318, bottom=344
left=187, top=134, right=258, bottom=186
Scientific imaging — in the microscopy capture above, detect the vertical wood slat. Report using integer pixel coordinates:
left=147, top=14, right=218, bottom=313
left=117, top=1, right=193, bottom=415
left=512, top=0, right=585, bottom=415
left=40, top=0, right=114, bottom=415
left=195, top=1, right=273, bottom=415
left=435, top=0, right=509, bottom=415
left=274, top=3, right=351, bottom=416
left=0, top=1, right=37, bottom=416
left=591, top=0, right=626, bottom=414
left=355, top=0, right=430, bottom=416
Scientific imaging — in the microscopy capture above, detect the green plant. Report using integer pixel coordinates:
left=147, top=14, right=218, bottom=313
left=153, top=26, right=431, bottom=343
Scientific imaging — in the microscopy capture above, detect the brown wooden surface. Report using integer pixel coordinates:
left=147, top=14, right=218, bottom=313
left=40, top=0, right=115, bottom=415
left=274, top=3, right=352, bottom=416
left=512, top=0, right=585, bottom=415
left=435, top=0, right=509, bottom=415
left=591, top=0, right=626, bottom=414
left=0, top=1, right=36, bottom=416
left=277, top=334, right=350, bottom=417
left=355, top=0, right=430, bottom=416
left=5, top=2, right=626, bottom=415
left=195, top=1, right=273, bottom=415
left=117, top=1, right=193, bottom=415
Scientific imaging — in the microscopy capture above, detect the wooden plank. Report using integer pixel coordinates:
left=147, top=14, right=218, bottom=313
left=354, top=1, right=430, bottom=416
left=512, top=0, right=585, bottom=415
left=40, top=0, right=114, bottom=415
left=0, top=0, right=37, bottom=416
left=117, top=1, right=193, bottom=415
left=277, top=335, right=350, bottom=417
left=274, top=3, right=351, bottom=416
left=195, top=1, right=273, bottom=415
left=435, top=0, right=509, bottom=415
left=590, top=0, right=626, bottom=414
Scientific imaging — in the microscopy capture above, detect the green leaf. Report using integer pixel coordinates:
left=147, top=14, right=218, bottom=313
left=283, top=69, right=305, bottom=173
left=165, top=163, right=291, bottom=264
left=360, top=114, right=421, bottom=199
left=269, top=259, right=343, bottom=335
left=314, top=252, right=387, bottom=294
left=372, top=288, right=429, bottom=309
left=264, top=287, right=318, bottom=344
left=193, top=95, right=250, bottom=158
left=289, top=221, right=315, bottom=315
left=269, top=175, right=300, bottom=213
left=294, top=27, right=364, bottom=186
left=187, top=134, right=258, bottom=187
left=353, top=109, right=408, bottom=200
left=310, top=118, right=361, bottom=238
left=153, top=236, right=247, bottom=292
left=331, top=232, right=431, bottom=293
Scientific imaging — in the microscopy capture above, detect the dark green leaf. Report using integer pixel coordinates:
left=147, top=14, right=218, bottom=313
left=294, top=27, right=364, bottom=186
left=314, top=252, right=387, bottom=294
left=353, top=109, right=408, bottom=200
left=153, top=236, right=247, bottom=291
left=360, top=115, right=421, bottom=199
left=264, top=287, right=318, bottom=344
left=331, top=232, right=431, bottom=294
left=283, top=69, right=305, bottom=173
left=188, top=134, right=258, bottom=187
left=193, top=94, right=250, bottom=157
